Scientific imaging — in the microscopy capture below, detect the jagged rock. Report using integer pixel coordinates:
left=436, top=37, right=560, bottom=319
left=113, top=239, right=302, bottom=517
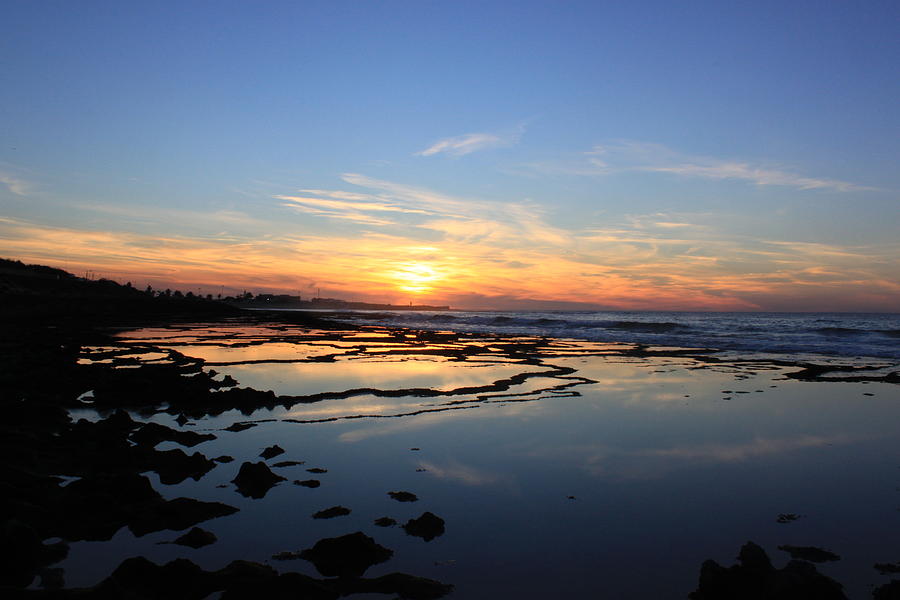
left=689, top=541, right=846, bottom=599
left=129, top=497, right=239, bottom=537
left=300, top=532, right=392, bottom=578
left=34, top=553, right=450, bottom=599
left=259, top=444, right=285, bottom=460
left=404, top=512, right=445, bottom=542
left=174, top=527, right=217, bottom=549
left=131, top=422, right=216, bottom=447
left=150, top=448, right=216, bottom=485
left=231, top=461, right=286, bottom=499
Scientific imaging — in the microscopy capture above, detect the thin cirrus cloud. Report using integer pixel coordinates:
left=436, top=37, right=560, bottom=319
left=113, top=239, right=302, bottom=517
left=416, top=124, right=525, bottom=157
left=532, top=140, right=874, bottom=192
left=0, top=171, right=30, bottom=196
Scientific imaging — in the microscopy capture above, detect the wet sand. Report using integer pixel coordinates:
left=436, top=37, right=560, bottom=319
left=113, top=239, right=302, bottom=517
left=3, top=313, right=899, bottom=598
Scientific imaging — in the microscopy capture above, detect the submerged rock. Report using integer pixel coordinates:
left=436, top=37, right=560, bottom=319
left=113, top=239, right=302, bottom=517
left=231, top=461, right=286, bottom=499
left=776, top=513, right=801, bottom=524
left=223, top=422, right=256, bottom=432
left=388, top=490, right=419, bottom=502
left=875, top=561, right=900, bottom=575
left=294, top=479, right=321, bottom=488
left=777, top=544, right=841, bottom=563
left=404, top=512, right=445, bottom=542
left=312, top=506, right=351, bottom=519
left=374, top=517, right=397, bottom=527
left=273, top=460, right=305, bottom=467
left=300, top=532, right=392, bottom=578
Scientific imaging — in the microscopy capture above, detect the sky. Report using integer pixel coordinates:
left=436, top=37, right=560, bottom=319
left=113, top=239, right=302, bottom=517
left=1, top=0, right=898, bottom=311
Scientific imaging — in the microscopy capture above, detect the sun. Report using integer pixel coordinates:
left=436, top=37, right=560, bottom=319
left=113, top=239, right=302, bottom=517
left=392, top=261, right=441, bottom=294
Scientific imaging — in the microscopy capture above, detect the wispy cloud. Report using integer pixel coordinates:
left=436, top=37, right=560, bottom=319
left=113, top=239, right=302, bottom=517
left=416, top=123, right=525, bottom=157
left=531, top=140, right=874, bottom=192
left=0, top=171, right=30, bottom=196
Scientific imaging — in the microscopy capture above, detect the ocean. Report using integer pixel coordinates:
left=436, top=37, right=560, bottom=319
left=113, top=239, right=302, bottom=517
left=332, top=310, right=900, bottom=361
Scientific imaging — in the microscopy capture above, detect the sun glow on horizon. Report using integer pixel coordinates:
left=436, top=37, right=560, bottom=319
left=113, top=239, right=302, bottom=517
left=391, top=261, right=442, bottom=295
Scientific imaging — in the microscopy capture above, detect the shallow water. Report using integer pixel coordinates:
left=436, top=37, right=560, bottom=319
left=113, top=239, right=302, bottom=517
left=60, top=323, right=900, bottom=598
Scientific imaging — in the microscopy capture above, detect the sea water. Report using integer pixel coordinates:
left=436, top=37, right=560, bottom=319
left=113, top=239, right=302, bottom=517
left=336, top=311, right=900, bottom=361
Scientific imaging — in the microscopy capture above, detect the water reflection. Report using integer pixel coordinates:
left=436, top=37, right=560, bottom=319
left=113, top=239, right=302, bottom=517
left=51, top=323, right=900, bottom=599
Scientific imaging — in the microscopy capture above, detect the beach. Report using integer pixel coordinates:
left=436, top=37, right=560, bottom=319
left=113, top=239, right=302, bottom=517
left=3, top=310, right=898, bottom=598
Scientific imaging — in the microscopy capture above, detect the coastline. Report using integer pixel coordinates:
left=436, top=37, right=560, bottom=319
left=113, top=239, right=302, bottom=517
left=3, top=308, right=899, bottom=598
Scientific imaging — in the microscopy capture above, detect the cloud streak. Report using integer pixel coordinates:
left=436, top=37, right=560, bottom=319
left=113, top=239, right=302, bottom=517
left=534, top=140, right=874, bottom=192
left=417, top=124, right=525, bottom=157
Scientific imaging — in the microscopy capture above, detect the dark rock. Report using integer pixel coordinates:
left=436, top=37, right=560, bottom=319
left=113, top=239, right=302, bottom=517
left=37, top=567, right=65, bottom=590
left=174, top=527, right=217, bottom=549
left=688, top=541, right=846, bottom=599
left=175, top=414, right=190, bottom=426
left=130, top=421, right=216, bottom=447
left=129, top=497, right=238, bottom=537
left=313, top=506, right=351, bottom=519
left=272, top=460, right=305, bottom=467
left=875, top=562, right=900, bottom=575
left=272, top=550, right=303, bottom=561
left=260, top=444, right=285, bottom=460
left=388, top=490, right=419, bottom=502
left=65, top=471, right=161, bottom=505
left=150, top=448, right=217, bottom=485
left=95, top=556, right=219, bottom=599
left=214, top=455, right=235, bottom=463
left=777, top=544, right=841, bottom=563
left=231, top=461, right=286, bottom=499
left=374, top=517, right=397, bottom=527
left=223, top=422, right=257, bottom=432
left=0, top=519, right=69, bottom=588
left=404, top=512, right=445, bottom=542
left=874, top=580, right=900, bottom=600
left=300, top=531, right=393, bottom=578
left=307, top=467, right=328, bottom=474
left=776, top=513, right=801, bottom=523
left=294, top=479, right=321, bottom=488
left=338, top=572, right=454, bottom=599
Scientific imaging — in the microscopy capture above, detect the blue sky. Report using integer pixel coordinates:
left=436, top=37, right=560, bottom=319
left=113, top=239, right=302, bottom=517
left=2, top=1, right=898, bottom=310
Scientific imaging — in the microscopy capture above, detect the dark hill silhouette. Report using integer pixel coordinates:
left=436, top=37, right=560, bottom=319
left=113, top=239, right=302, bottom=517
left=0, top=258, right=238, bottom=325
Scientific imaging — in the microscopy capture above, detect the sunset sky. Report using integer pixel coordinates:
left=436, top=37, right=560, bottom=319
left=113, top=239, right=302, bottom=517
left=2, top=1, right=898, bottom=311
